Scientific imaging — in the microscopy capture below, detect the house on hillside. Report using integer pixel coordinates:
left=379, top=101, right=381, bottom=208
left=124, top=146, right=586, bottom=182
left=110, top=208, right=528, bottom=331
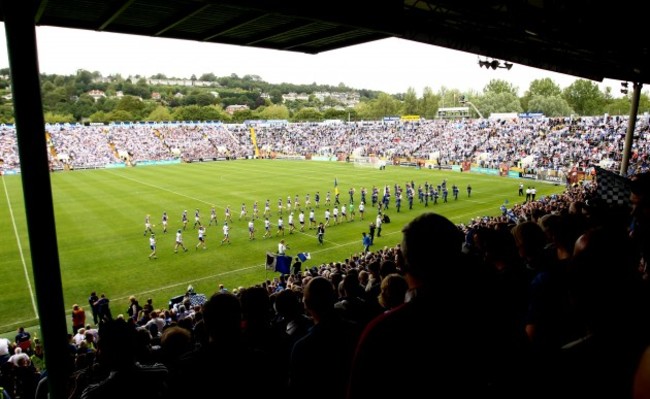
left=88, top=89, right=106, bottom=102
left=225, top=104, right=249, bottom=115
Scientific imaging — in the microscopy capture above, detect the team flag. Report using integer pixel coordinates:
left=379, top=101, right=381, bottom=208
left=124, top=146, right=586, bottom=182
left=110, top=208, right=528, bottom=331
left=265, top=252, right=276, bottom=270
left=275, top=255, right=292, bottom=274
left=265, top=251, right=292, bottom=274
left=594, top=166, right=631, bottom=207
left=334, top=177, right=340, bottom=195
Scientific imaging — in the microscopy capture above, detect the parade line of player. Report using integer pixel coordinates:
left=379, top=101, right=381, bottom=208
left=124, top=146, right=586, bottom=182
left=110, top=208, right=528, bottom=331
left=142, top=180, right=474, bottom=258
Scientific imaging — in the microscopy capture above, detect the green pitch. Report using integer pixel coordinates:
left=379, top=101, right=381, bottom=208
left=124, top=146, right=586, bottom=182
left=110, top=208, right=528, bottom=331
left=0, top=160, right=564, bottom=334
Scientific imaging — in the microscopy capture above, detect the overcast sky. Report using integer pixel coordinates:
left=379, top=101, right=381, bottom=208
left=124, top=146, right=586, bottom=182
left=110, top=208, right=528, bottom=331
left=0, top=25, right=624, bottom=97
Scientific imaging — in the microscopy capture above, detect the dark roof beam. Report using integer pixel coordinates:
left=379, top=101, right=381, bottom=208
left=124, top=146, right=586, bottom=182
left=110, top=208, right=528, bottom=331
left=153, top=3, right=213, bottom=37
left=282, top=26, right=357, bottom=51
left=205, top=0, right=403, bottom=35
left=202, top=12, right=268, bottom=41
left=34, top=0, right=48, bottom=24
left=245, top=20, right=318, bottom=46
left=97, top=0, right=136, bottom=31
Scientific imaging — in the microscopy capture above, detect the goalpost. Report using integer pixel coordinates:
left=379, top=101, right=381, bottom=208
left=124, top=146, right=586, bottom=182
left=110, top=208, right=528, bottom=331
left=353, top=155, right=385, bottom=169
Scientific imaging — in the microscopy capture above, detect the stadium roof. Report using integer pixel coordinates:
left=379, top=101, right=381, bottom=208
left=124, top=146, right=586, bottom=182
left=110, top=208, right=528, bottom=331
left=1, top=0, right=649, bottom=85
left=0, top=3, right=645, bottom=397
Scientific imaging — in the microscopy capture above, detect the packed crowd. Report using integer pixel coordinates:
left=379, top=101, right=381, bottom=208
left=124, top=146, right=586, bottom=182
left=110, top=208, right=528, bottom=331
left=2, top=116, right=649, bottom=175
left=2, top=168, right=650, bottom=399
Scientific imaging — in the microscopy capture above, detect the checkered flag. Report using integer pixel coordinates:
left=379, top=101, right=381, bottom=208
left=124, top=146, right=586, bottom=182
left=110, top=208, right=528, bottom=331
left=595, top=166, right=631, bottom=207
left=189, top=294, right=206, bottom=307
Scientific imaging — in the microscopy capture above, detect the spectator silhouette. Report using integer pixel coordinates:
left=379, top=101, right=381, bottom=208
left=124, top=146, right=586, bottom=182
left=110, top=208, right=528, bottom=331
left=560, top=225, right=650, bottom=398
left=347, top=212, right=492, bottom=398
left=79, top=318, right=169, bottom=399
left=171, top=292, right=275, bottom=398
left=290, top=277, right=360, bottom=399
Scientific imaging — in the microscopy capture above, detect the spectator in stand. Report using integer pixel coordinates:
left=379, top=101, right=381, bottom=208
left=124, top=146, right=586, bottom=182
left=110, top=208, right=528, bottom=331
left=88, top=291, right=99, bottom=325
left=0, top=336, right=11, bottom=366
left=15, top=327, right=32, bottom=354
left=377, top=273, right=408, bottom=311
left=95, top=293, right=113, bottom=324
left=72, top=304, right=86, bottom=335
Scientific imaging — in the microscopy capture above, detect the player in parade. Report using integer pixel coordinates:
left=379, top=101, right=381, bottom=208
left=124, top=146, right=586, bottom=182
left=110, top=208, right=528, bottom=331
left=225, top=205, right=233, bottom=223
left=161, top=211, right=168, bottom=233
left=196, top=225, right=207, bottom=250
left=221, top=222, right=231, bottom=245
left=248, top=219, right=255, bottom=240
left=239, top=203, right=247, bottom=220
left=299, top=210, right=306, bottom=232
left=209, top=206, right=218, bottom=226
left=181, top=210, right=188, bottom=230
left=143, top=214, right=154, bottom=236
left=174, top=229, right=188, bottom=253
left=263, top=217, right=271, bottom=238
left=148, top=234, right=157, bottom=259
left=193, top=208, right=201, bottom=228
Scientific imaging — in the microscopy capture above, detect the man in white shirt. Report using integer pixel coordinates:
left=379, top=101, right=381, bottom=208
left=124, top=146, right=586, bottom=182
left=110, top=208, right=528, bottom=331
left=0, top=336, right=11, bottom=362
left=298, top=210, right=306, bottom=231
left=277, top=216, right=285, bottom=236
left=149, top=234, right=157, bottom=259
left=278, top=239, right=288, bottom=255
left=175, top=229, right=188, bottom=253
left=221, top=222, right=230, bottom=244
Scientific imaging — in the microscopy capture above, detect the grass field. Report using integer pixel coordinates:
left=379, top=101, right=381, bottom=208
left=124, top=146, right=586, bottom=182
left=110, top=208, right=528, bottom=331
left=0, top=159, right=565, bottom=334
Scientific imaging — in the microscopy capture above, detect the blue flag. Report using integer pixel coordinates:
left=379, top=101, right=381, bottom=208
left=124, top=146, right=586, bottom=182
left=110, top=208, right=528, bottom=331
left=275, top=255, right=292, bottom=275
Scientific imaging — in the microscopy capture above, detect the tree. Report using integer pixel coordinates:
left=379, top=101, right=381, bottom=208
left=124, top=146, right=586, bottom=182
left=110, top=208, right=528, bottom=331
left=146, top=105, right=173, bottom=121
left=418, top=86, right=439, bottom=119
left=521, top=78, right=562, bottom=111
left=438, top=86, right=464, bottom=108
left=105, top=109, right=134, bottom=122
left=474, top=92, right=522, bottom=116
left=402, top=87, right=418, bottom=115
left=269, top=89, right=284, bottom=104
left=292, top=107, right=323, bottom=122
left=42, top=86, right=70, bottom=112
left=527, top=95, right=573, bottom=117
left=89, top=110, right=108, bottom=123
left=171, top=105, right=223, bottom=121
left=257, top=104, right=290, bottom=120
left=483, top=79, right=518, bottom=96
left=0, top=103, right=14, bottom=124
left=563, top=79, right=606, bottom=116
left=231, top=108, right=254, bottom=123
left=199, top=73, right=217, bottom=81
left=322, top=108, right=350, bottom=121
left=44, top=111, right=75, bottom=124
left=73, top=94, right=98, bottom=120
left=373, top=93, right=401, bottom=119
left=604, top=97, right=630, bottom=116
left=115, top=95, right=146, bottom=120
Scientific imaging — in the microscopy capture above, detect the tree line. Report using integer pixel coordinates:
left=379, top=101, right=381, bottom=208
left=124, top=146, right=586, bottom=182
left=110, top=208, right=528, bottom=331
left=0, top=68, right=647, bottom=124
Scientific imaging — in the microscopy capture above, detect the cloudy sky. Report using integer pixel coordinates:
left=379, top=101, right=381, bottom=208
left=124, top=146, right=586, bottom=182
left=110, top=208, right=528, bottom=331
left=0, top=25, right=624, bottom=97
